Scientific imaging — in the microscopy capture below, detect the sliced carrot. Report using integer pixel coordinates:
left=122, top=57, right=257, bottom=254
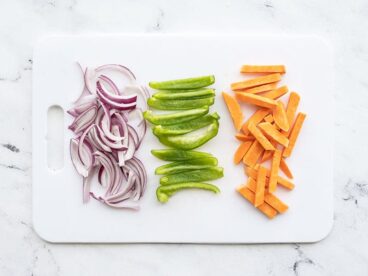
left=241, top=65, right=286, bottom=74
left=237, top=184, right=277, bottom=219
left=262, top=85, right=289, bottom=100
left=241, top=109, right=270, bottom=134
left=243, top=140, right=265, bottom=168
left=231, top=73, right=281, bottom=91
left=264, top=114, right=274, bottom=123
left=261, top=150, right=273, bottom=163
left=222, top=92, right=244, bottom=131
left=236, top=93, right=278, bottom=109
left=258, top=122, right=289, bottom=147
left=248, top=123, right=275, bottom=151
left=254, top=166, right=267, bottom=207
left=269, top=149, right=282, bottom=193
left=283, top=92, right=301, bottom=136
left=234, top=141, right=253, bottom=164
left=244, top=166, right=295, bottom=190
left=235, top=133, right=254, bottom=142
left=280, top=158, right=293, bottom=179
left=237, top=83, right=278, bottom=94
left=283, top=112, right=306, bottom=158
left=246, top=178, right=289, bottom=213
left=273, top=101, right=289, bottom=132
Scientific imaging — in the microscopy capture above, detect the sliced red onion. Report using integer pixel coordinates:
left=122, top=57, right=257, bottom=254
left=69, top=105, right=97, bottom=134
left=96, top=84, right=137, bottom=110
left=96, top=64, right=136, bottom=81
left=84, top=67, right=98, bottom=94
left=70, top=139, right=89, bottom=177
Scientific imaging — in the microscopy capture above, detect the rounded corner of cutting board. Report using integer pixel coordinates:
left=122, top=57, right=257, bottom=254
left=32, top=217, right=59, bottom=244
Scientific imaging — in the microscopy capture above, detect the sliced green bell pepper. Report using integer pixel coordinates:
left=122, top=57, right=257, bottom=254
left=153, top=112, right=220, bottom=136
left=156, top=182, right=220, bottom=203
left=149, top=75, right=215, bottom=90
left=160, top=167, right=224, bottom=185
left=148, top=97, right=214, bottom=110
left=143, top=107, right=208, bottom=125
left=157, top=120, right=219, bottom=150
left=151, top=149, right=213, bottom=161
left=155, top=157, right=218, bottom=175
left=152, top=88, right=215, bottom=100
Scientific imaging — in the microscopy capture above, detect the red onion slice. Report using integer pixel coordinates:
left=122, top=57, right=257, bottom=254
left=70, top=139, right=89, bottom=177
left=69, top=105, right=97, bottom=134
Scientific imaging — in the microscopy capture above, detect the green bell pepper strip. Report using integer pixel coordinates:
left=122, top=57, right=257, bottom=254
left=151, top=149, right=213, bottom=161
left=155, top=157, right=218, bottom=175
left=149, top=75, right=215, bottom=90
left=152, top=88, right=215, bottom=100
left=156, top=182, right=220, bottom=203
left=143, top=107, right=208, bottom=125
left=157, top=120, right=219, bottom=150
left=153, top=112, right=220, bottom=136
left=160, top=167, right=224, bottom=185
left=148, top=97, right=214, bottom=110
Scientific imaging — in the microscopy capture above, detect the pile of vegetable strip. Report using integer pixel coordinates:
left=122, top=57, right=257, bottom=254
left=68, top=64, right=149, bottom=210
left=223, top=65, right=306, bottom=219
left=144, top=75, right=223, bottom=203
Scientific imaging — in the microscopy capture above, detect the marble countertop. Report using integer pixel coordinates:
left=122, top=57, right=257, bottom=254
left=0, top=0, right=367, bottom=275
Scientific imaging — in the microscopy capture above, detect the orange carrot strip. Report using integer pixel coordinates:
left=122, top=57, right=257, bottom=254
left=269, top=149, right=282, bottom=193
left=248, top=123, right=275, bottom=151
left=234, top=141, right=253, bottom=164
left=244, top=166, right=295, bottom=190
left=254, top=166, right=267, bottom=207
left=236, top=93, right=278, bottom=109
left=231, top=73, right=281, bottom=90
left=283, top=92, right=301, bottom=136
left=241, top=109, right=270, bottom=134
left=273, top=101, right=289, bottom=132
left=258, top=122, right=289, bottom=147
left=235, top=133, right=255, bottom=142
left=246, top=178, right=289, bottom=213
left=243, top=140, right=265, bottom=168
left=240, top=65, right=286, bottom=74
left=262, top=86, right=289, bottom=100
left=237, top=184, right=278, bottom=219
left=280, top=158, right=294, bottom=179
left=222, top=92, right=244, bottom=131
left=261, top=150, right=273, bottom=163
left=264, top=114, right=274, bottom=123
left=283, top=112, right=306, bottom=158
left=237, top=83, right=278, bottom=94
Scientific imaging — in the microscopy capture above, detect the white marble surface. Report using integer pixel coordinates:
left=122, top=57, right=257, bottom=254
left=0, top=0, right=367, bottom=275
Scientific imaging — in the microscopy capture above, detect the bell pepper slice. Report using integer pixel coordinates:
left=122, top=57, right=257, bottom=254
left=143, top=107, right=208, bottom=125
left=148, top=96, right=214, bottom=110
left=155, top=157, right=218, bottom=175
left=149, top=75, right=215, bottom=90
left=160, top=167, right=224, bottom=185
left=151, top=149, right=213, bottom=161
left=153, top=88, right=215, bottom=100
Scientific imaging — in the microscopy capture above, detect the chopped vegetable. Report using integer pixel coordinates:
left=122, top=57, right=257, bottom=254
left=240, top=65, right=286, bottom=74
left=143, top=107, right=209, bottom=125
left=258, top=122, right=289, bottom=147
left=235, top=133, right=255, bottom=142
left=283, top=112, right=306, bottom=157
left=237, top=83, right=278, bottom=94
left=273, top=101, right=290, bottom=131
left=236, top=93, right=278, bottom=109
left=262, top=85, right=289, bottom=100
left=222, top=92, right=244, bottom=131
left=241, top=109, right=270, bottom=134
left=254, top=167, right=267, bottom=207
left=264, top=114, right=274, bottom=123
left=283, top=92, right=301, bottom=136
left=269, top=149, right=282, bottom=193
left=157, top=182, right=220, bottom=203
left=153, top=88, right=215, bottom=100
left=248, top=123, right=275, bottom=151
left=280, top=158, right=293, bottom=179
left=244, top=166, right=295, bottom=190
left=234, top=141, right=253, bottom=164
left=148, top=96, right=214, bottom=110
left=151, top=149, right=212, bottom=161
left=160, top=167, right=224, bottom=185
left=155, top=157, right=218, bottom=175
left=153, top=113, right=219, bottom=135
left=243, top=140, right=265, bottom=167
left=231, top=73, right=282, bottom=90
left=149, top=75, right=215, bottom=90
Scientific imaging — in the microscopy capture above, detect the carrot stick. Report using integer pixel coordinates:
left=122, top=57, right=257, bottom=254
left=222, top=92, right=244, bottom=131
left=261, top=150, right=273, bottom=163
left=231, top=73, right=281, bottom=90
left=283, top=92, right=301, bottom=136
left=273, top=101, right=289, bottom=132
left=258, top=122, right=289, bottom=147
left=234, top=141, right=253, bottom=164
left=237, top=184, right=278, bottom=219
left=240, top=65, right=286, bottom=74
left=254, top=166, right=267, bottom=207
left=283, top=112, right=306, bottom=157
left=246, top=178, right=289, bottom=213
left=269, top=149, right=282, bottom=193
left=235, top=133, right=255, bottom=142
left=248, top=123, right=275, bottom=151
left=236, top=93, right=278, bottom=109
left=244, top=166, right=295, bottom=190
left=280, top=158, right=293, bottom=179
left=241, top=109, right=269, bottom=134
left=237, top=83, right=278, bottom=94
left=264, top=114, right=274, bottom=123
left=242, top=140, right=265, bottom=168
left=262, top=86, right=289, bottom=100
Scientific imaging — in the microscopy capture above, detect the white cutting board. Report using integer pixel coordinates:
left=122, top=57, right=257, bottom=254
left=32, top=34, right=333, bottom=243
